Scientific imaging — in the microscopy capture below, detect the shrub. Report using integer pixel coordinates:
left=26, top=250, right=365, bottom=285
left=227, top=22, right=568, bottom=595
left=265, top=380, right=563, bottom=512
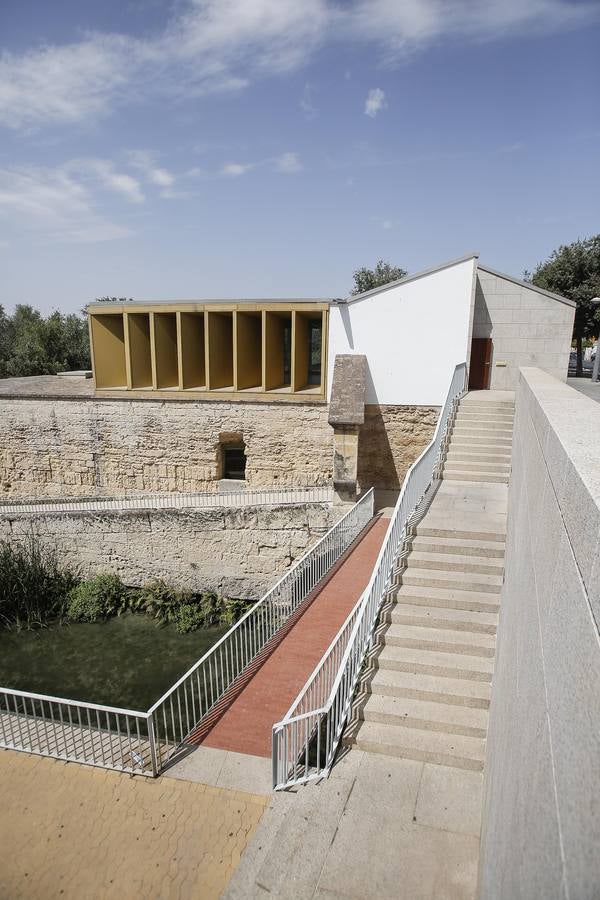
left=0, top=536, right=76, bottom=630
left=65, top=573, right=127, bottom=623
left=173, top=603, right=206, bottom=634
left=132, top=578, right=192, bottom=625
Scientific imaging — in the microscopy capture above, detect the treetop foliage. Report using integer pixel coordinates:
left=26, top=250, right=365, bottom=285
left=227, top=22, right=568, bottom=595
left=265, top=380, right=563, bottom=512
left=528, top=235, right=600, bottom=340
left=0, top=304, right=90, bottom=378
left=351, top=259, right=408, bottom=295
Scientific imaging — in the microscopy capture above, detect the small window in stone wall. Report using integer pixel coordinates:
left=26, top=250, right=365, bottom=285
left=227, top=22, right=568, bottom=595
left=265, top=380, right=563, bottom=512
left=222, top=445, right=247, bottom=480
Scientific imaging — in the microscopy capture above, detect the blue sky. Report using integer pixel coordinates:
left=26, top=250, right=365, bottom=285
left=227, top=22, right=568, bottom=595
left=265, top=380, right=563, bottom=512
left=0, top=0, right=599, bottom=313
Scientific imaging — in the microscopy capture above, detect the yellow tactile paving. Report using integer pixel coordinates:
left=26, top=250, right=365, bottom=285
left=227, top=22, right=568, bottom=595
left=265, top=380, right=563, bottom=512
left=0, top=750, right=268, bottom=900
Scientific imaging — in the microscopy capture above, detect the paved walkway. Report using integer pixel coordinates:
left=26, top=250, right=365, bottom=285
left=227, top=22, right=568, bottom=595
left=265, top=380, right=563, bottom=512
left=197, top=516, right=389, bottom=758
left=567, top=376, right=600, bottom=404
left=0, top=750, right=267, bottom=900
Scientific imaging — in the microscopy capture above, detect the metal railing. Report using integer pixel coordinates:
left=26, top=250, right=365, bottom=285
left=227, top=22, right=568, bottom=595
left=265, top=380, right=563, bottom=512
left=0, top=688, right=156, bottom=775
left=272, top=363, right=467, bottom=790
left=0, top=489, right=373, bottom=776
left=0, top=486, right=333, bottom=515
left=147, top=488, right=374, bottom=771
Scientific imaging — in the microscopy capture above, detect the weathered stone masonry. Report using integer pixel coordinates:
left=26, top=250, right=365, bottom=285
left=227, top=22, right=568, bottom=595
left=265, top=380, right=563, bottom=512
left=0, top=397, right=333, bottom=499
left=0, top=388, right=440, bottom=499
left=0, top=503, right=337, bottom=599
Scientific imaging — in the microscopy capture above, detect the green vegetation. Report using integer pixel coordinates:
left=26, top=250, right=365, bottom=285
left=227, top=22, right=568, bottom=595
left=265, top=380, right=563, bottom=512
left=0, top=537, right=76, bottom=631
left=0, top=537, right=252, bottom=633
left=351, top=260, right=408, bottom=295
left=526, top=235, right=600, bottom=376
left=0, top=304, right=91, bottom=378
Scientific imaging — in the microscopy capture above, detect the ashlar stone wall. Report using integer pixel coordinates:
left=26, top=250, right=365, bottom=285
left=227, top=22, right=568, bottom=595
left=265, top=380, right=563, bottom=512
left=0, top=397, right=333, bottom=499
left=357, top=405, right=439, bottom=491
left=0, top=502, right=337, bottom=599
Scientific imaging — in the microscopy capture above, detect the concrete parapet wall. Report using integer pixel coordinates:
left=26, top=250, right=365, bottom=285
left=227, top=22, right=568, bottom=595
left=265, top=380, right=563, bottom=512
left=479, top=368, right=600, bottom=899
left=0, top=503, right=338, bottom=600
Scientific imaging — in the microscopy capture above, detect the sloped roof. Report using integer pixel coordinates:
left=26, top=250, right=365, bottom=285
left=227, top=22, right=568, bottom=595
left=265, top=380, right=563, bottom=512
left=477, top=264, right=576, bottom=308
left=338, top=253, right=479, bottom=305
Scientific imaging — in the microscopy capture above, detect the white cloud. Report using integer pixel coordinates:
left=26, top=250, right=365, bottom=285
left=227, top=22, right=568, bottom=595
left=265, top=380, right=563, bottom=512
left=221, top=162, right=254, bottom=176
left=300, top=83, right=317, bottom=119
left=68, top=159, right=145, bottom=203
left=365, top=88, right=387, bottom=118
left=274, top=152, right=303, bottom=173
left=128, top=150, right=175, bottom=189
left=0, top=0, right=596, bottom=130
left=0, top=165, right=133, bottom=243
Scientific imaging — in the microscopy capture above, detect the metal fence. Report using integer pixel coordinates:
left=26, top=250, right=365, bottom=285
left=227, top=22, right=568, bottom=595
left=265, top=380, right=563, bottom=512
left=147, top=488, right=374, bottom=771
left=0, top=486, right=333, bottom=515
left=0, top=489, right=373, bottom=777
left=271, top=363, right=467, bottom=790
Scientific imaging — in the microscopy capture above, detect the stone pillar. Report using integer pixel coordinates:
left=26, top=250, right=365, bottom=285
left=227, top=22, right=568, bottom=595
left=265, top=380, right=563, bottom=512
left=328, top=355, right=367, bottom=504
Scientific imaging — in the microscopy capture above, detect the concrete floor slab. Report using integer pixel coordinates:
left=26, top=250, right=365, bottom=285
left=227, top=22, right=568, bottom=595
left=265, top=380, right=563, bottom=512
left=165, top=746, right=273, bottom=795
left=567, top=377, right=600, bottom=404
left=415, top=763, right=483, bottom=837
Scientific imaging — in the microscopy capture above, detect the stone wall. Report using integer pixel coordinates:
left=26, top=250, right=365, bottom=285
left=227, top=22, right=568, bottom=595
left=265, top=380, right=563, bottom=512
left=0, top=397, right=333, bottom=499
left=357, top=405, right=439, bottom=491
left=0, top=502, right=337, bottom=599
left=479, top=369, right=600, bottom=899
left=473, top=269, right=575, bottom=390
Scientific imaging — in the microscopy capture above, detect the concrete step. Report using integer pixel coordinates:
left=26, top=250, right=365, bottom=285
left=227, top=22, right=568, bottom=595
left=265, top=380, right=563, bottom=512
left=449, top=432, right=513, bottom=447
left=447, top=444, right=513, bottom=459
left=446, top=449, right=512, bottom=464
left=404, top=550, right=504, bottom=577
left=381, top=623, right=495, bottom=657
left=384, top=601, right=498, bottom=634
left=443, top=470, right=510, bottom=484
left=393, top=584, right=500, bottom=613
left=400, top=567, right=503, bottom=595
left=444, top=459, right=511, bottom=473
left=456, top=409, right=514, bottom=421
left=344, top=720, right=486, bottom=771
left=451, top=430, right=513, bottom=444
left=410, top=535, right=505, bottom=559
left=459, top=400, right=515, bottom=411
left=359, top=693, right=488, bottom=738
left=374, top=644, right=494, bottom=682
left=454, top=416, right=514, bottom=430
left=416, top=521, right=506, bottom=543
left=367, top=666, right=492, bottom=709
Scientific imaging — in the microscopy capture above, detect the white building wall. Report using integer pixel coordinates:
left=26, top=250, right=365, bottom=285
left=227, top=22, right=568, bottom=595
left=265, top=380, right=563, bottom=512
left=327, top=257, right=477, bottom=406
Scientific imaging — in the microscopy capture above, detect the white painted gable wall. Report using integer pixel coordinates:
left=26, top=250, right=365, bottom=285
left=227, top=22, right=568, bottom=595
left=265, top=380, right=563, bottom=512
left=327, top=256, right=477, bottom=406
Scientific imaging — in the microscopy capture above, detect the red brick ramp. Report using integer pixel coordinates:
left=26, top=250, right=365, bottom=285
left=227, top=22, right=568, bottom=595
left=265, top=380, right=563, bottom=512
left=191, top=515, right=389, bottom=758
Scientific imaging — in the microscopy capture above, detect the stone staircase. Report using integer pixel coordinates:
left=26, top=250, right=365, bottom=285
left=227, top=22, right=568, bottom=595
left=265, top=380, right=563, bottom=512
left=344, top=391, right=514, bottom=771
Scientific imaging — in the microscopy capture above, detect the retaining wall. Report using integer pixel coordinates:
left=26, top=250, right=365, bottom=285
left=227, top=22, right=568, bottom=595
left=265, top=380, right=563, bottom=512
left=479, top=368, right=600, bottom=899
left=0, top=503, right=338, bottom=599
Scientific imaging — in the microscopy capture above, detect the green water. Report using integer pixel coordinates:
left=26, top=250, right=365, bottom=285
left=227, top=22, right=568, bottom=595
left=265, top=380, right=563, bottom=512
left=0, top=614, right=228, bottom=711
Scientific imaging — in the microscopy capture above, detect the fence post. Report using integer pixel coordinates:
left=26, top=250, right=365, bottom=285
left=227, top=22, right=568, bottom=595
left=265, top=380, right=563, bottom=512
left=147, top=714, right=159, bottom=776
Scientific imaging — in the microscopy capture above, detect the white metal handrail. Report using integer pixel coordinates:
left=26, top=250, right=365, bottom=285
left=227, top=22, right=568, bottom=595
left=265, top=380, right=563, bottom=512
left=0, top=486, right=333, bottom=515
left=147, top=488, right=374, bottom=771
left=272, top=363, right=467, bottom=790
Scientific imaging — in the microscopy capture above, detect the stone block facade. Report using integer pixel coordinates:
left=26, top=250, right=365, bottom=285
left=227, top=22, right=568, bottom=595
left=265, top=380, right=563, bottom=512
left=0, top=503, right=338, bottom=599
left=357, top=405, right=439, bottom=491
left=0, top=397, right=333, bottom=499
left=472, top=268, right=575, bottom=390
left=0, top=393, right=439, bottom=499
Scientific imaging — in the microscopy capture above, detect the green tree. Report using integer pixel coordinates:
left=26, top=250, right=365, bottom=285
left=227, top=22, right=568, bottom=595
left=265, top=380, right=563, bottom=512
left=527, top=236, right=600, bottom=377
left=0, top=305, right=90, bottom=378
left=351, top=260, right=408, bottom=295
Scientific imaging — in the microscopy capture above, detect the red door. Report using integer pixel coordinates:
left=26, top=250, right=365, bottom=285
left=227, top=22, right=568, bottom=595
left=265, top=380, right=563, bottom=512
left=469, top=338, right=493, bottom=390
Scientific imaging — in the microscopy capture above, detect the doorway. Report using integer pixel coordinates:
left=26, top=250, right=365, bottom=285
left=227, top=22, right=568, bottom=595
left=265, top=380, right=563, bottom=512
left=469, top=338, right=493, bottom=390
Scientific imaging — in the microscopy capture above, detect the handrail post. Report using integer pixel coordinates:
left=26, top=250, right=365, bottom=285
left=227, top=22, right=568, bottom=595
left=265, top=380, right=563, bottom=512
left=147, top=713, right=159, bottom=777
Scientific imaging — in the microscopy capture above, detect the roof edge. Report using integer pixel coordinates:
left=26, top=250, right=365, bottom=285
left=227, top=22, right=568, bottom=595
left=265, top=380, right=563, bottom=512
left=87, top=296, right=337, bottom=310
left=338, top=252, right=480, bottom=305
left=477, top=264, right=577, bottom=308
